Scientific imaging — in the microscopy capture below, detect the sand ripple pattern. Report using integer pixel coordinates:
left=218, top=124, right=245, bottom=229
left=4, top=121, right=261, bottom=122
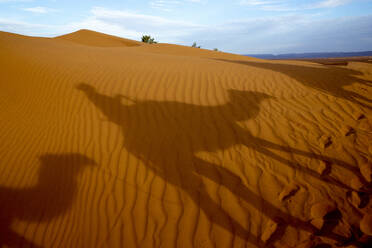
left=0, top=30, right=371, bottom=247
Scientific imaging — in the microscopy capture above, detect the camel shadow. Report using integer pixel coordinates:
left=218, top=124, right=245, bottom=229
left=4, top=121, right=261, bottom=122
left=0, top=153, right=96, bottom=248
left=213, top=59, right=372, bottom=110
left=77, top=83, right=369, bottom=247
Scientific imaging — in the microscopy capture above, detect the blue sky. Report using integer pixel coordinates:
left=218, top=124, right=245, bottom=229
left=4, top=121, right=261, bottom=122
left=1, top=0, right=372, bottom=54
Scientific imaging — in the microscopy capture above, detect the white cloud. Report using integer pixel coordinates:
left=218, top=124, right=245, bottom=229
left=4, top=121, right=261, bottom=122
left=69, top=7, right=372, bottom=53
left=149, top=1, right=179, bottom=12
left=21, top=7, right=204, bottom=42
left=149, top=0, right=205, bottom=11
left=239, top=0, right=283, bottom=6
left=1, top=6, right=371, bottom=54
left=0, top=18, right=56, bottom=36
left=309, top=0, right=351, bottom=8
left=0, top=0, right=33, bottom=3
left=198, top=14, right=372, bottom=53
left=90, top=7, right=201, bottom=28
left=186, top=0, right=205, bottom=2
left=22, top=6, right=57, bottom=14
left=239, top=0, right=288, bottom=10
left=239, top=0, right=353, bottom=11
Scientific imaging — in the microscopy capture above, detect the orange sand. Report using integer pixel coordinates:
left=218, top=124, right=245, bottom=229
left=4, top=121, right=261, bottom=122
left=0, top=30, right=371, bottom=247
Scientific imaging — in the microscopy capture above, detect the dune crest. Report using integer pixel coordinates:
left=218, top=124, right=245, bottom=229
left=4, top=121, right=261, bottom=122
left=55, top=29, right=142, bottom=47
left=0, top=30, right=371, bottom=247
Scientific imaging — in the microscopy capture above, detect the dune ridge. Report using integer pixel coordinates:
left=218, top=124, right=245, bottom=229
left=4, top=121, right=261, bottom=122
left=0, top=30, right=371, bottom=247
left=55, top=29, right=142, bottom=47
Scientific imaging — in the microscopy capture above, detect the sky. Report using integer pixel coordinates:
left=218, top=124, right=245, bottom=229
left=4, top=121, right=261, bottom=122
left=0, top=0, right=372, bottom=54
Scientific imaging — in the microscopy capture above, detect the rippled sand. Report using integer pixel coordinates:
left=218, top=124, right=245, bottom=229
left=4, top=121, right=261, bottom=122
left=0, top=29, right=371, bottom=247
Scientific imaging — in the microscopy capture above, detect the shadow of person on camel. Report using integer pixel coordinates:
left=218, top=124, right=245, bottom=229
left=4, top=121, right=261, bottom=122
left=77, top=83, right=369, bottom=247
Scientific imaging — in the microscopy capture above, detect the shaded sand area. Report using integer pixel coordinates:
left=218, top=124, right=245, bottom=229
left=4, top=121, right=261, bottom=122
left=0, top=29, right=371, bottom=247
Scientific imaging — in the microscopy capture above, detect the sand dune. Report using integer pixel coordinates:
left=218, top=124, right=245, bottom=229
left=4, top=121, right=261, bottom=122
left=0, top=29, right=371, bottom=247
left=56, top=29, right=142, bottom=47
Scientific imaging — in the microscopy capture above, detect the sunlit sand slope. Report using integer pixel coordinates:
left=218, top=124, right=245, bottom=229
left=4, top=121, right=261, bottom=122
left=0, top=30, right=371, bottom=248
left=55, top=29, right=142, bottom=47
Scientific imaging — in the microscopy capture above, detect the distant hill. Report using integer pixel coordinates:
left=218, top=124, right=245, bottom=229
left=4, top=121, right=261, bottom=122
left=245, top=51, right=372, bottom=59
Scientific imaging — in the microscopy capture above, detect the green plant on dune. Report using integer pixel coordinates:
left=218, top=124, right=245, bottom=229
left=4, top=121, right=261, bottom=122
left=141, top=35, right=158, bottom=44
left=192, top=42, right=201, bottom=48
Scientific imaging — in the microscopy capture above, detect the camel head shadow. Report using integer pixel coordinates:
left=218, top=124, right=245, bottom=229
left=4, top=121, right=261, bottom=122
left=76, top=83, right=95, bottom=95
left=226, top=89, right=273, bottom=121
left=214, top=59, right=372, bottom=109
left=38, top=153, right=97, bottom=175
left=0, top=153, right=96, bottom=248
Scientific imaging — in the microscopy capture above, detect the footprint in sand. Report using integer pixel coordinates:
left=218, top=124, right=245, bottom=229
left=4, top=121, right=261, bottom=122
left=357, top=113, right=366, bottom=121
left=320, top=135, right=333, bottom=149
left=343, top=126, right=356, bottom=137
left=347, top=190, right=370, bottom=209
left=310, top=202, right=337, bottom=231
left=310, top=202, right=336, bottom=220
left=278, top=183, right=300, bottom=202
left=317, top=160, right=332, bottom=176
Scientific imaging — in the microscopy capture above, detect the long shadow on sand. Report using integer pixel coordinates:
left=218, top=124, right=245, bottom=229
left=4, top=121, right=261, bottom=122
left=0, top=153, right=96, bottom=247
left=77, top=83, right=370, bottom=247
left=213, top=59, right=372, bottom=110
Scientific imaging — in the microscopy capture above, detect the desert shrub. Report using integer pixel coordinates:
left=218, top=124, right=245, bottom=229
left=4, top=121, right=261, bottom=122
left=141, top=35, right=157, bottom=44
left=213, top=48, right=218, bottom=51
left=191, top=42, right=201, bottom=48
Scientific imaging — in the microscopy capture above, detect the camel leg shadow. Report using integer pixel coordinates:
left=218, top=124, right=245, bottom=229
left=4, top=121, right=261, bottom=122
left=194, top=157, right=315, bottom=244
left=193, top=157, right=356, bottom=246
left=1, top=229, right=44, bottom=248
left=234, top=128, right=371, bottom=193
left=185, top=180, right=265, bottom=247
left=157, top=160, right=263, bottom=247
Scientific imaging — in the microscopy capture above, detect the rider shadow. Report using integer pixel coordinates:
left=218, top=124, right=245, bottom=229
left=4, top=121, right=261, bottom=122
left=213, top=59, right=372, bottom=110
left=0, top=153, right=96, bottom=248
left=77, top=83, right=367, bottom=247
